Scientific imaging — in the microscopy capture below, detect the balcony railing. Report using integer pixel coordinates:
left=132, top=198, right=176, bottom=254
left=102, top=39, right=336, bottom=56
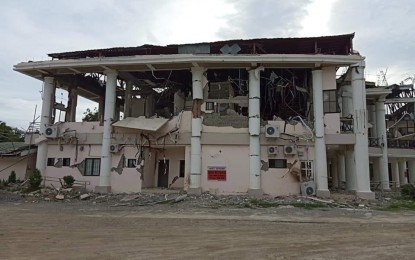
left=368, top=137, right=381, bottom=147
left=340, top=117, right=353, bottom=133
left=387, top=139, right=415, bottom=149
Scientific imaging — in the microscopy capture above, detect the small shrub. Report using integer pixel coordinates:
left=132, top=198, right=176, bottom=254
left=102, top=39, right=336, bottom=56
left=63, top=175, right=75, bottom=188
left=8, top=171, right=17, bottom=184
left=29, top=168, right=43, bottom=190
left=400, top=184, right=415, bottom=200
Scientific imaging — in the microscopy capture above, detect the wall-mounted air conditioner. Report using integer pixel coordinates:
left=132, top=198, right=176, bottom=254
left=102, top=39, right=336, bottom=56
left=300, top=181, right=316, bottom=196
left=44, top=125, right=59, bottom=138
left=267, top=146, right=279, bottom=155
left=284, top=145, right=297, bottom=155
left=110, top=144, right=119, bottom=153
left=265, top=125, right=280, bottom=138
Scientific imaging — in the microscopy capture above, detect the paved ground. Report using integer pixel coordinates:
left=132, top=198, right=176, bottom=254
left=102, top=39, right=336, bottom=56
left=1, top=200, right=415, bottom=260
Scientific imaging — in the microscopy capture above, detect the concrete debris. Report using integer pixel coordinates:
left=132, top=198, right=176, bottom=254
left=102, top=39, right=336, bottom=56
left=55, top=194, right=65, bottom=200
left=61, top=188, right=73, bottom=193
left=80, top=194, right=91, bottom=200
left=120, top=194, right=140, bottom=202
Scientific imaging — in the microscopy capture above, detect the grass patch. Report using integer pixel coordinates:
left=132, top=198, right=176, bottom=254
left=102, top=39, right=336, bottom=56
left=383, top=200, right=415, bottom=211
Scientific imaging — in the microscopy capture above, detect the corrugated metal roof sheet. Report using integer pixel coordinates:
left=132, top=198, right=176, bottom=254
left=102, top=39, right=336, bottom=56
left=112, top=117, right=169, bottom=131
left=0, top=142, right=33, bottom=155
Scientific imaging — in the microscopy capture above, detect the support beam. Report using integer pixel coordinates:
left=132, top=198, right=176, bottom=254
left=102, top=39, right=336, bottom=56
left=345, top=147, right=356, bottom=191
left=408, top=160, right=415, bottom=184
left=372, top=159, right=380, bottom=183
left=351, top=63, right=374, bottom=199
left=312, top=68, right=330, bottom=198
left=124, top=81, right=132, bottom=118
left=96, top=70, right=117, bottom=193
left=376, top=100, right=390, bottom=190
left=65, top=86, right=78, bottom=122
left=391, top=161, right=400, bottom=189
left=36, top=76, right=55, bottom=176
left=331, top=157, right=339, bottom=189
left=248, top=67, right=263, bottom=197
left=188, top=67, right=205, bottom=195
left=338, top=152, right=346, bottom=189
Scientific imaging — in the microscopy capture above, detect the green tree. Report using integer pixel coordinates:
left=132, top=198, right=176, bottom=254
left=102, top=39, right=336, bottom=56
left=0, top=121, right=24, bottom=142
left=82, top=108, right=99, bottom=122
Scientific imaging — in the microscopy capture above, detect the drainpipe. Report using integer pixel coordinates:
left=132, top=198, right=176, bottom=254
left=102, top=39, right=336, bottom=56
left=248, top=67, right=263, bottom=197
left=36, top=76, right=55, bottom=176
left=312, top=68, right=330, bottom=198
left=351, top=62, right=374, bottom=199
left=375, top=99, right=390, bottom=190
left=188, top=67, right=204, bottom=195
left=96, top=69, right=117, bottom=193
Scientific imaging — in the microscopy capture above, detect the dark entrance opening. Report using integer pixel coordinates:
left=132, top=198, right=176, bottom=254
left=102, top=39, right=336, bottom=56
left=157, top=160, right=169, bottom=188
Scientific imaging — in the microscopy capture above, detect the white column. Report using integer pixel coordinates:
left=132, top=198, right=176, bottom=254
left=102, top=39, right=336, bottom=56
left=368, top=104, right=377, bottom=138
left=372, top=158, right=380, bottom=183
left=331, top=157, right=339, bottom=189
left=376, top=100, right=390, bottom=190
left=312, top=69, right=330, bottom=197
left=351, top=63, right=374, bottom=199
left=96, top=70, right=117, bottom=193
left=188, top=67, right=204, bottom=195
left=124, top=81, right=132, bottom=118
left=391, top=161, right=400, bottom=189
left=98, top=97, right=104, bottom=124
left=345, top=147, right=356, bottom=191
left=399, top=161, right=408, bottom=185
left=338, top=152, right=346, bottom=189
left=408, top=160, right=415, bottom=184
left=36, top=76, right=55, bottom=176
left=248, top=67, right=263, bottom=196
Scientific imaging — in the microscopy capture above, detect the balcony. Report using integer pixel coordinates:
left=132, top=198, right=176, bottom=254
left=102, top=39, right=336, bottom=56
left=368, top=137, right=381, bottom=147
left=340, top=117, right=353, bottom=133
left=387, top=139, right=415, bottom=149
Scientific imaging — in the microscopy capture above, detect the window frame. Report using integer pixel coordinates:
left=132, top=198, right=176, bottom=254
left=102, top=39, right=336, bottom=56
left=84, top=158, right=101, bottom=176
left=268, top=159, right=288, bottom=169
left=323, top=90, right=339, bottom=113
left=205, top=102, right=214, bottom=111
left=126, top=159, right=136, bottom=168
left=62, top=158, right=71, bottom=167
left=300, top=160, right=314, bottom=179
left=47, top=158, right=55, bottom=166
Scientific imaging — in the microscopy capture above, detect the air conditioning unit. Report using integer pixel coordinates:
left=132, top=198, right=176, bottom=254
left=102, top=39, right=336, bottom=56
left=44, top=125, right=59, bottom=138
left=267, top=146, right=279, bottom=155
left=284, top=145, right=297, bottom=155
left=265, top=125, right=280, bottom=138
left=300, top=181, right=316, bottom=196
left=109, top=144, right=119, bottom=153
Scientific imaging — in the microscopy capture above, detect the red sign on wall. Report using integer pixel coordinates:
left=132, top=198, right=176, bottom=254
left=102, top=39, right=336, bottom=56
left=207, top=166, right=227, bottom=181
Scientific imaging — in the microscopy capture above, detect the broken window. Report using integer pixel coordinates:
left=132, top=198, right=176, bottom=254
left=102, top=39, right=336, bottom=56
left=47, top=158, right=55, bottom=166
left=84, top=158, right=101, bottom=176
left=205, top=102, right=214, bottom=111
left=323, top=90, right=339, bottom=113
left=269, top=159, right=287, bottom=168
left=62, top=158, right=71, bottom=167
left=126, top=159, right=136, bottom=168
left=179, top=160, right=185, bottom=177
left=300, top=161, right=313, bottom=179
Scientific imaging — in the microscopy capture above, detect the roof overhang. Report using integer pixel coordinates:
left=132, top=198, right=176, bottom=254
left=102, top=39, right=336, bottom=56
left=14, top=54, right=364, bottom=80
left=112, top=116, right=169, bottom=131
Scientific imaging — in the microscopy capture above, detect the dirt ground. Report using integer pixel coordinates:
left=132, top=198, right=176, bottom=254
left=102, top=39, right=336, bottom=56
left=1, top=199, right=415, bottom=260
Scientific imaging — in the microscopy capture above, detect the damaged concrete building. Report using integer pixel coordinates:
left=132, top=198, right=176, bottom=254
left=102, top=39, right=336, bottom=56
left=14, top=33, right=388, bottom=199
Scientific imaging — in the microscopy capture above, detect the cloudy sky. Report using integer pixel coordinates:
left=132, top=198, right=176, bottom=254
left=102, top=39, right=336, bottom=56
left=1, top=0, right=414, bottom=129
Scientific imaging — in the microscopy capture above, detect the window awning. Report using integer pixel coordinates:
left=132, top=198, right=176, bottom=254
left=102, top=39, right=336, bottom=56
left=112, top=117, right=168, bottom=131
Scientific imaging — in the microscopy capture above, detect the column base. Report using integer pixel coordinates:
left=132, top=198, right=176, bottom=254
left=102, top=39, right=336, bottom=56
left=95, top=186, right=111, bottom=193
left=356, top=191, right=375, bottom=200
left=187, top=187, right=202, bottom=195
left=248, top=189, right=263, bottom=198
left=316, top=189, right=331, bottom=198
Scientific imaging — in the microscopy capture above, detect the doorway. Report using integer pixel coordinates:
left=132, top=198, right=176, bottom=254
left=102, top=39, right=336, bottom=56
left=157, top=160, right=169, bottom=188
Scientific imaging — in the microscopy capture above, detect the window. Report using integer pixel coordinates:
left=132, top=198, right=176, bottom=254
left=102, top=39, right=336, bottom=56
left=84, top=158, right=101, bottom=176
left=300, top=160, right=313, bottom=179
left=62, top=158, right=71, bottom=167
left=205, top=102, right=214, bottom=111
left=179, top=160, right=185, bottom=177
left=127, top=159, right=136, bottom=168
left=269, top=159, right=287, bottom=168
left=47, top=158, right=55, bottom=166
left=323, top=90, right=339, bottom=113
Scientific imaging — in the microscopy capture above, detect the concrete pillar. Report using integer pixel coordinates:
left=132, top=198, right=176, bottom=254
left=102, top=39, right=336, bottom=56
left=188, top=67, right=204, bottom=195
left=372, top=158, right=380, bottom=183
left=98, top=97, right=105, bottom=124
left=368, top=104, right=377, bottom=138
left=331, top=157, right=339, bottom=189
left=96, top=70, right=117, bottom=193
left=351, top=63, right=374, bottom=199
left=399, top=161, right=408, bottom=185
left=36, top=76, right=55, bottom=176
left=248, top=67, right=263, bottom=197
left=65, top=86, right=78, bottom=122
left=408, top=160, right=415, bottom=184
left=124, top=81, right=132, bottom=118
left=345, top=147, right=356, bottom=191
left=391, top=161, right=400, bottom=189
left=338, top=152, right=346, bottom=188
left=312, top=69, right=330, bottom=198
left=376, top=100, right=390, bottom=190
